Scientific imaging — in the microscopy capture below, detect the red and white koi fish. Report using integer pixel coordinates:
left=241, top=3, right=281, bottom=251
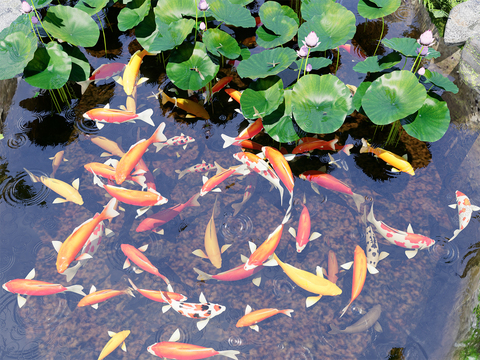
left=128, top=279, right=187, bottom=313
left=360, top=139, right=415, bottom=176
left=236, top=305, right=293, bottom=331
left=232, top=172, right=257, bottom=216
left=157, top=89, right=210, bottom=119
left=136, top=193, right=201, bottom=233
left=175, top=160, right=216, bottom=180
left=55, top=198, right=119, bottom=274
left=339, top=245, right=367, bottom=318
left=2, top=269, right=85, bottom=308
left=77, top=285, right=134, bottom=309
left=362, top=206, right=388, bottom=271
left=83, top=105, right=154, bottom=129
left=115, top=122, right=167, bottom=185
left=49, top=150, right=68, bottom=178
left=98, top=330, right=130, bottom=360
left=299, top=170, right=364, bottom=212
left=448, top=190, right=480, bottom=241
left=367, top=204, right=435, bottom=258
left=121, top=244, right=173, bottom=290
left=221, top=118, right=264, bottom=148
left=200, top=164, right=250, bottom=196
left=292, top=139, right=339, bottom=154
left=153, top=133, right=195, bottom=152
left=288, top=196, right=321, bottom=253
left=148, top=329, right=240, bottom=359
left=160, top=292, right=226, bottom=331
left=77, top=62, right=126, bottom=94
left=84, top=161, right=146, bottom=189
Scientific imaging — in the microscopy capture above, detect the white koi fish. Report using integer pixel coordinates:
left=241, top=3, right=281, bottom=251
left=361, top=206, right=388, bottom=271
left=448, top=190, right=480, bottom=241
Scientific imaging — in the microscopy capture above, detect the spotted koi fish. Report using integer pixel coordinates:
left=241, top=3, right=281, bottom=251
left=175, top=160, right=216, bottom=179
left=153, top=133, right=195, bottom=152
left=361, top=206, right=388, bottom=272
left=448, top=191, right=480, bottom=241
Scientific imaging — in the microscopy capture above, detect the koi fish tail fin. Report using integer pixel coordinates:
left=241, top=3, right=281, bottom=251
left=342, top=144, right=354, bottom=156
left=221, top=134, right=237, bottom=148
left=175, top=169, right=188, bottom=179
left=339, top=301, right=352, bottom=318
left=101, top=198, right=120, bottom=221
left=328, top=324, right=341, bottom=334
left=151, top=122, right=167, bottom=143
left=193, top=267, right=213, bottom=281
left=449, top=229, right=461, bottom=242
left=282, top=206, right=292, bottom=225
left=351, top=193, right=365, bottom=212
left=231, top=201, right=243, bottom=216
left=23, top=168, right=40, bottom=183
left=137, top=108, right=155, bottom=126
left=218, top=350, right=241, bottom=360
left=127, top=278, right=139, bottom=291
left=186, top=193, right=201, bottom=208
left=153, top=142, right=167, bottom=152
left=281, top=309, right=294, bottom=317
left=77, top=80, right=92, bottom=95
left=92, top=172, right=105, bottom=188
left=359, top=138, right=369, bottom=153
left=126, top=287, right=135, bottom=297
left=65, top=285, right=86, bottom=296
left=367, top=203, right=377, bottom=226
left=330, top=139, right=339, bottom=150
left=132, top=174, right=146, bottom=189
left=62, top=262, right=83, bottom=282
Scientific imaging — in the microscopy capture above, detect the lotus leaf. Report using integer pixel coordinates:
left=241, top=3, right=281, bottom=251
left=207, top=0, right=256, bottom=28
left=357, top=0, right=401, bottom=19
left=31, top=0, right=52, bottom=9
left=382, top=37, right=441, bottom=59
left=0, top=27, right=37, bottom=80
left=292, top=74, right=352, bottom=134
left=166, top=41, right=219, bottom=91
left=203, top=29, right=241, bottom=59
left=75, top=0, right=109, bottom=16
left=155, top=0, right=196, bottom=23
left=423, top=69, right=459, bottom=93
left=237, top=47, right=297, bottom=79
left=292, top=57, right=332, bottom=71
left=362, top=70, right=426, bottom=125
left=352, top=82, right=371, bottom=111
left=240, top=76, right=284, bottom=119
left=256, top=2, right=298, bottom=48
left=61, top=43, right=90, bottom=82
left=228, top=0, right=253, bottom=5
left=118, top=0, right=151, bottom=31
left=43, top=5, right=100, bottom=47
left=353, top=52, right=402, bottom=73
left=263, top=90, right=302, bottom=142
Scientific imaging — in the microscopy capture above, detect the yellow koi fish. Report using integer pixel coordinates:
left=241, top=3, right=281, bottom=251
left=157, top=89, right=210, bottom=119
left=360, top=138, right=415, bottom=175
left=49, top=150, right=68, bottom=178
left=120, top=49, right=149, bottom=96
left=98, top=330, right=130, bottom=360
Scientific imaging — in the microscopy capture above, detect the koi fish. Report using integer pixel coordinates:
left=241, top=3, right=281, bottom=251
left=326, top=250, right=339, bottom=284
left=77, top=285, right=134, bottom=309
left=77, top=62, right=126, bottom=94
left=128, top=279, right=187, bottom=313
left=160, top=292, right=226, bottom=331
left=330, top=304, right=382, bottom=334
left=148, top=329, right=240, bottom=359
left=448, top=190, right=480, bottom=241
left=236, top=305, right=293, bottom=332
left=193, top=197, right=231, bottom=268
left=153, top=133, right=195, bottom=152
left=121, top=244, right=173, bottom=290
left=87, top=135, right=125, bottom=158
left=98, top=330, right=130, bottom=360
left=115, top=122, right=167, bottom=185
left=119, top=49, right=149, bottom=96
left=224, top=88, right=242, bottom=103
left=84, top=161, right=146, bottom=189
left=232, top=172, right=257, bottom=216
left=54, top=198, right=119, bottom=274
left=367, top=204, right=435, bottom=258
left=362, top=206, right=389, bottom=270
left=2, top=268, right=85, bottom=308
left=83, top=105, right=154, bottom=129
left=175, top=160, right=216, bottom=180
left=157, top=89, right=210, bottom=119
left=288, top=195, right=321, bottom=253
left=271, top=253, right=342, bottom=308
left=49, top=150, right=67, bottom=177
left=200, top=164, right=250, bottom=196
left=262, top=146, right=294, bottom=195
left=340, top=246, right=367, bottom=318
left=23, top=168, right=83, bottom=205
left=292, top=139, right=339, bottom=154
left=235, top=139, right=264, bottom=151
left=360, top=138, right=415, bottom=176
left=204, top=76, right=233, bottom=101
left=194, top=256, right=263, bottom=286
left=136, top=193, right=201, bottom=233
left=221, top=118, right=264, bottom=148
left=338, top=44, right=367, bottom=60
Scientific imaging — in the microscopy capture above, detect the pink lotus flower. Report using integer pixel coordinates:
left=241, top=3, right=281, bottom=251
left=306, top=63, right=312, bottom=72
left=418, top=30, right=435, bottom=47
left=21, top=1, right=32, bottom=14
left=416, top=46, right=428, bottom=56
left=297, top=45, right=308, bottom=58
left=198, top=0, right=209, bottom=11
left=303, top=31, right=320, bottom=49
left=418, top=67, right=425, bottom=76
left=199, top=22, right=206, bottom=31
left=31, top=16, right=38, bottom=24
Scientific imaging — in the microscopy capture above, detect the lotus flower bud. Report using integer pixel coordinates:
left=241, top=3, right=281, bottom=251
left=417, top=67, right=425, bottom=76
left=198, top=0, right=209, bottom=11
left=31, top=15, right=38, bottom=24
left=199, top=22, right=206, bottom=31
left=416, top=46, right=428, bottom=56
left=21, top=1, right=32, bottom=14
left=306, top=63, right=312, bottom=72
left=417, top=30, right=435, bottom=47
left=296, top=45, right=308, bottom=58
left=303, top=31, right=320, bottom=49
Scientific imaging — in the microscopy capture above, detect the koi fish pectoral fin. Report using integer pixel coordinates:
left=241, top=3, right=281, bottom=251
left=367, top=264, right=379, bottom=274
left=196, top=319, right=209, bottom=331
left=17, top=294, right=27, bottom=308
left=374, top=321, right=383, bottom=332
left=405, top=249, right=418, bottom=259
left=306, top=295, right=322, bottom=308
left=448, top=204, right=457, bottom=209
left=252, top=276, right=261, bottom=287
left=192, top=249, right=208, bottom=259
left=472, top=205, right=480, bottom=211
left=162, top=304, right=171, bottom=313
left=250, top=325, right=260, bottom=332
left=340, top=261, right=353, bottom=270
left=52, top=197, right=68, bottom=204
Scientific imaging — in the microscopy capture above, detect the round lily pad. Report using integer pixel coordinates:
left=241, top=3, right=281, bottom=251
left=357, top=0, right=401, bottom=19
left=362, top=70, right=426, bottom=125
left=227, top=0, right=253, bottom=5
left=256, top=2, right=298, bottom=48
left=382, top=37, right=441, bottom=59
left=352, top=81, right=371, bottom=111
left=207, top=0, right=255, bottom=28
left=263, top=90, right=302, bottom=142
left=292, top=74, right=352, bottom=134
left=61, top=43, right=90, bottom=82
left=155, top=0, right=196, bottom=23
left=0, top=30, right=37, bottom=80
left=423, top=69, right=459, bottom=93
left=352, top=52, right=402, bottom=73
left=240, top=76, right=284, bottom=119
left=203, top=29, right=241, bottom=59
left=292, top=57, right=332, bottom=72
left=75, top=0, right=109, bottom=16
left=237, top=47, right=297, bottom=79
left=118, top=0, right=151, bottom=31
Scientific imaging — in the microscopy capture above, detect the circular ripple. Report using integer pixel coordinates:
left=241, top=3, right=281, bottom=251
left=154, top=325, right=191, bottom=344
left=104, top=236, right=128, bottom=272
left=272, top=276, right=296, bottom=300
left=0, top=251, right=15, bottom=282
left=31, top=241, right=57, bottom=263
left=203, top=122, right=215, bottom=140
left=6, top=133, right=29, bottom=149
left=228, top=336, right=244, bottom=347
left=2, top=170, right=50, bottom=207
left=389, top=3, right=410, bottom=22
left=16, top=295, right=71, bottom=331
left=0, top=209, right=19, bottom=235
left=221, top=214, right=254, bottom=242
left=427, top=240, right=459, bottom=266
left=75, top=117, right=100, bottom=135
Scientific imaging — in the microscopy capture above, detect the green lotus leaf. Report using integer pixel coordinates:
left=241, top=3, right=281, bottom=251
left=292, top=57, right=332, bottom=71
left=352, top=52, right=402, bottom=73
left=166, top=41, right=219, bottom=91
left=369, top=0, right=394, bottom=7
left=43, top=5, right=100, bottom=47
left=263, top=90, right=302, bottom=142
left=352, top=81, right=371, bottom=111
left=237, top=47, right=297, bottom=79
left=118, top=0, right=151, bottom=31
left=0, top=29, right=37, bottom=80
left=357, top=0, right=401, bottom=19
left=24, top=42, right=72, bottom=89
left=238, top=47, right=250, bottom=61
left=297, top=5, right=356, bottom=51
left=240, top=76, right=284, bottom=119
left=155, top=0, right=196, bottom=23
left=255, top=2, right=298, bottom=48
left=207, top=0, right=255, bottom=28
left=382, top=37, right=441, bottom=59
left=60, top=43, right=90, bottom=82
left=362, top=70, right=426, bottom=125
left=292, top=74, right=352, bottom=134
left=423, top=69, right=459, bottom=94
left=401, top=94, right=450, bottom=142
left=203, top=28, right=241, bottom=59
left=75, top=0, right=109, bottom=16
left=228, top=0, right=253, bottom=5
left=31, top=0, right=52, bottom=9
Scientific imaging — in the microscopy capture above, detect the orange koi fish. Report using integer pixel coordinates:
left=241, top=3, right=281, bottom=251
left=98, top=330, right=130, bottom=360
left=326, top=250, right=339, bottom=284
left=360, top=138, right=415, bottom=175
left=83, top=105, right=154, bottom=129
left=23, top=168, right=83, bottom=205
left=84, top=161, right=146, bottom=189
left=128, top=279, right=187, bottom=313
left=121, top=244, right=173, bottom=291
left=338, top=44, right=367, bottom=60
left=77, top=62, right=126, bottom=94
left=194, top=259, right=263, bottom=286
left=221, top=118, right=264, bottom=148
left=339, top=246, right=367, bottom=318
left=77, top=285, right=134, bottom=309
left=224, top=88, right=242, bottom=103
left=157, top=89, right=210, bottom=119
left=236, top=305, right=293, bottom=331
left=54, top=198, right=119, bottom=274
left=212, top=76, right=233, bottom=94
left=288, top=195, right=321, bottom=253
left=2, top=268, right=85, bottom=308
left=232, top=172, right=257, bottom=216
left=49, top=150, right=67, bottom=177
left=200, top=164, right=250, bottom=196
left=262, top=146, right=294, bottom=195
left=115, top=122, right=167, bottom=185
left=292, top=139, right=339, bottom=154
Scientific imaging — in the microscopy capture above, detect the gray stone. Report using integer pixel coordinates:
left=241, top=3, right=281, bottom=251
left=0, top=0, right=22, bottom=33
left=444, top=0, right=480, bottom=46
left=459, top=37, right=480, bottom=94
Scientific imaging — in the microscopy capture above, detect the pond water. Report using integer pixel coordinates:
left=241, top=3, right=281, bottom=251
left=0, top=1, right=478, bottom=359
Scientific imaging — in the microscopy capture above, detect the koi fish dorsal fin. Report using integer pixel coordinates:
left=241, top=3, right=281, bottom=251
left=26, top=268, right=36, bottom=280
left=199, top=292, right=207, bottom=303
left=407, top=224, right=414, bottom=233
left=288, top=227, right=296, bottom=238
left=169, top=329, right=181, bottom=342
left=405, top=249, right=418, bottom=259
left=52, top=241, right=62, bottom=253
left=108, top=331, right=116, bottom=337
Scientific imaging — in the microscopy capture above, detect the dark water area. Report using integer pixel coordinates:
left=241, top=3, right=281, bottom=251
left=0, top=1, right=478, bottom=360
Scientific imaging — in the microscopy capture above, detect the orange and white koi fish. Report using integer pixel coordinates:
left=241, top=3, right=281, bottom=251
left=262, top=146, right=294, bottom=195
left=362, top=206, right=388, bottom=270
left=160, top=292, right=226, bottom=331
left=77, top=285, right=134, bottom=309
left=232, top=172, right=257, bottom=216
left=175, top=160, right=216, bottom=180
left=200, top=164, right=250, bottom=196
left=2, top=268, right=85, bottom=308
left=121, top=244, right=173, bottom=291
left=83, top=105, right=154, bottom=129
left=326, top=250, right=339, bottom=284
left=77, top=62, right=126, bottom=94
left=448, top=190, right=480, bottom=241
left=211, top=76, right=233, bottom=94
left=157, top=89, right=210, bottom=119
left=235, top=139, right=264, bottom=151
left=115, top=122, right=167, bottom=185
left=128, top=279, right=187, bottom=313
left=98, top=330, right=130, bottom=360
left=292, top=139, right=339, bottom=154
left=55, top=198, right=119, bottom=274
left=49, top=150, right=68, bottom=177
left=118, top=49, right=149, bottom=96
left=236, top=305, right=293, bottom=331
left=288, top=196, right=321, bottom=253
left=224, top=88, right=242, bottom=103
left=23, top=168, right=83, bottom=205
left=148, top=329, right=240, bottom=359
left=340, top=246, right=367, bottom=318
left=221, top=118, right=263, bottom=148
left=136, top=193, right=201, bottom=233
left=153, top=133, right=196, bottom=152
left=367, top=204, right=435, bottom=258
left=338, top=44, right=367, bottom=60
left=85, top=161, right=146, bottom=189
left=360, top=138, right=415, bottom=176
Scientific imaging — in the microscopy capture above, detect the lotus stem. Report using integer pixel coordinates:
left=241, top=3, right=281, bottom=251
left=50, top=90, right=61, bottom=113
left=96, top=13, right=107, bottom=58
left=103, top=9, right=113, bottom=31
left=303, top=48, right=311, bottom=76
left=373, top=17, right=384, bottom=56
left=28, top=13, right=44, bottom=44
left=335, top=46, right=339, bottom=73
left=410, top=46, right=424, bottom=72
left=31, top=2, right=53, bottom=42
left=204, top=13, right=208, bottom=30
left=297, top=57, right=304, bottom=81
